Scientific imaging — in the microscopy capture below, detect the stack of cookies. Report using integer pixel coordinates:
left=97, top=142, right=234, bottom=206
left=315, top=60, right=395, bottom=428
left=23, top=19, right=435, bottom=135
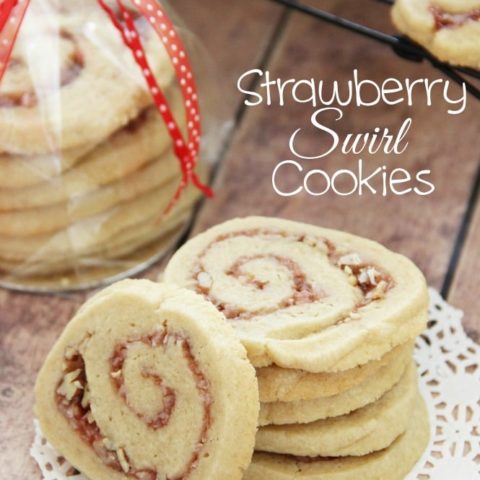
left=34, top=217, right=431, bottom=479
left=0, top=3, right=201, bottom=285
left=164, top=216, right=431, bottom=480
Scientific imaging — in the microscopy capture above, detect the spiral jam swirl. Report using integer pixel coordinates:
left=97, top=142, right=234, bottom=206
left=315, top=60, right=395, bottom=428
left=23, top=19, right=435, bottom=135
left=430, top=5, right=480, bottom=30
left=193, top=229, right=393, bottom=322
left=0, top=30, right=84, bottom=108
left=55, top=327, right=212, bottom=480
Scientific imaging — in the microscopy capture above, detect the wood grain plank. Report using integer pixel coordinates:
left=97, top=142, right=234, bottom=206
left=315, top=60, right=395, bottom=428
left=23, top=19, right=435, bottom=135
left=192, top=0, right=480, bottom=296
left=0, top=291, right=87, bottom=479
left=174, top=0, right=285, bottom=118
left=0, top=1, right=285, bottom=478
left=448, top=198, right=480, bottom=341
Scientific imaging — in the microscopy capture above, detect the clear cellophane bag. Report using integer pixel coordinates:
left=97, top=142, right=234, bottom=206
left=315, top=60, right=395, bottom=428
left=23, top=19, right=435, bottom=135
left=0, top=0, right=226, bottom=291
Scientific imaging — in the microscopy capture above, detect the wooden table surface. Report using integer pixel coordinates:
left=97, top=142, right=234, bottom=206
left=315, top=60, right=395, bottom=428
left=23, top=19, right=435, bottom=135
left=1, top=1, right=479, bottom=478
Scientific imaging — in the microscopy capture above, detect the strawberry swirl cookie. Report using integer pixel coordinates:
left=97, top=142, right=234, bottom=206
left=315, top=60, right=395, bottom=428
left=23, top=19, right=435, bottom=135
left=164, top=216, right=428, bottom=372
left=258, top=341, right=413, bottom=426
left=256, top=341, right=412, bottom=403
left=35, top=280, right=259, bottom=480
left=0, top=86, right=185, bottom=197
left=0, top=7, right=174, bottom=155
left=392, top=0, right=480, bottom=68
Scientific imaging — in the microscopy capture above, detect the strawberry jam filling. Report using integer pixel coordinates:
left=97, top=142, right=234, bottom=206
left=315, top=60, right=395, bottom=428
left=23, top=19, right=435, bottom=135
left=214, top=253, right=320, bottom=320
left=56, top=326, right=212, bottom=479
left=193, top=229, right=393, bottom=322
left=111, top=333, right=178, bottom=431
left=0, top=30, right=84, bottom=108
left=431, top=5, right=480, bottom=30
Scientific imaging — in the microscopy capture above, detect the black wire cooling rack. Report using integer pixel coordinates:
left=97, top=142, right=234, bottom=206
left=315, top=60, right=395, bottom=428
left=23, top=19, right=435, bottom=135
left=271, top=0, right=480, bottom=100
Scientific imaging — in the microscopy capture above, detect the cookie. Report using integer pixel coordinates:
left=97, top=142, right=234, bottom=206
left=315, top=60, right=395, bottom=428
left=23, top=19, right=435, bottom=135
left=392, top=0, right=480, bottom=68
left=255, top=362, right=417, bottom=457
left=35, top=280, right=259, bottom=480
left=163, top=216, right=428, bottom=371
left=0, top=202, right=191, bottom=276
left=0, top=85, right=184, bottom=194
left=0, top=9, right=174, bottom=154
left=0, top=144, right=94, bottom=190
left=245, top=392, right=429, bottom=480
left=258, top=341, right=412, bottom=426
left=257, top=341, right=411, bottom=403
left=0, top=174, right=202, bottom=269
left=0, top=224, right=186, bottom=290
left=0, top=149, right=183, bottom=238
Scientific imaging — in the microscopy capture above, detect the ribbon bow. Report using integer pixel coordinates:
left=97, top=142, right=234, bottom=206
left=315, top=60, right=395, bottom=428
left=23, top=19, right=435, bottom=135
left=0, top=0, right=213, bottom=213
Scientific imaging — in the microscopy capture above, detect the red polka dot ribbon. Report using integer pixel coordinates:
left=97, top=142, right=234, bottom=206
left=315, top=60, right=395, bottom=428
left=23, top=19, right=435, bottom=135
left=0, top=0, right=213, bottom=214
left=0, top=0, right=31, bottom=79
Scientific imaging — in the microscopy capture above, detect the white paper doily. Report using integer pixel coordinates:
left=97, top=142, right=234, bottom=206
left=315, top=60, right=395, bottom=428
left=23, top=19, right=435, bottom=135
left=31, top=289, right=480, bottom=480
left=406, top=289, right=480, bottom=480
